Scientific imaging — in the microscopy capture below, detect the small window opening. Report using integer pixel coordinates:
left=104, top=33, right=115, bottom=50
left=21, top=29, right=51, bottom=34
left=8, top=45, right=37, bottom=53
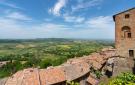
left=125, top=14, right=130, bottom=19
left=127, top=32, right=131, bottom=38
left=129, top=50, right=134, bottom=57
left=122, top=26, right=131, bottom=38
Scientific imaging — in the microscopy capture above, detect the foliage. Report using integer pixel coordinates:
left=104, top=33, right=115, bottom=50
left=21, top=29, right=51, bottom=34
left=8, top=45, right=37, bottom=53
left=0, top=39, right=114, bottom=78
left=95, top=70, right=102, bottom=79
left=40, top=58, right=52, bottom=68
left=0, top=60, right=23, bottom=78
left=66, top=81, right=80, bottom=85
left=108, top=72, right=135, bottom=85
left=90, top=67, right=102, bottom=79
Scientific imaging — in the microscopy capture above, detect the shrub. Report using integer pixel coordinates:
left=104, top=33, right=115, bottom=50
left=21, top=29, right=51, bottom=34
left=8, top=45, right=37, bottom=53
left=66, top=81, right=80, bottom=85
left=108, top=72, right=135, bottom=85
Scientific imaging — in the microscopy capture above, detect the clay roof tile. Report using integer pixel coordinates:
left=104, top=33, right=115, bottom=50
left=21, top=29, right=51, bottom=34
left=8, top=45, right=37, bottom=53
left=39, top=67, right=66, bottom=85
left=87, top=76, right=99, bottom=85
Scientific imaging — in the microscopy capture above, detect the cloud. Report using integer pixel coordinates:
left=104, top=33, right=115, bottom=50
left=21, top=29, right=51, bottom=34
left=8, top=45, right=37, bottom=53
left=0, top=1, right=23, bottom=9
left=65, top=16, right=114, bottom=39
left=63, top=15, right=85, bottom=23
left=0, top=16, right=69, bottom=39
left=49, top=0, right=68, bottom=16
left=85, top=16, right=113, bottom=29
left=72, top=0, right=102, bottom=12
left=5, top=12, right=32, bottom=21
left=0, top=14, right=114, bottom=39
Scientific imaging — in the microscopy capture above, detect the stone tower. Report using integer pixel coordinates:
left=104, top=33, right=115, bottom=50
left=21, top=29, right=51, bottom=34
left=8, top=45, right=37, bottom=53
left=113, top=7, right=135, bottom=58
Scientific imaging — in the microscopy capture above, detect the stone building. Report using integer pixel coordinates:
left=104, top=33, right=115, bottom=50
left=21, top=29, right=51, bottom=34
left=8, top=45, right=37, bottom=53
left=113, top=7, right=135, bottom=58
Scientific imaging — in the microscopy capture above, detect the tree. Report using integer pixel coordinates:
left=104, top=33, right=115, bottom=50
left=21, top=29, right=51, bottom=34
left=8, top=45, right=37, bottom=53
left=40, top=58, right=52, bottom=68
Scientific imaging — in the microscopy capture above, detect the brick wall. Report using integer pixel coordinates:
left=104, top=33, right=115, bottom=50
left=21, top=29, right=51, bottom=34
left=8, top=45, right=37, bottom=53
left=115, top=8, right=135, bottom=58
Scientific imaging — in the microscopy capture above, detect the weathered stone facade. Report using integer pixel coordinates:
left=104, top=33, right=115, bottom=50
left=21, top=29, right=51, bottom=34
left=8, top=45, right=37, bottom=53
left=114, top=8, right=135, bottom=58
left=104, top=57, right=134, bottom=77
left=112, top=57, right=134, bottom=76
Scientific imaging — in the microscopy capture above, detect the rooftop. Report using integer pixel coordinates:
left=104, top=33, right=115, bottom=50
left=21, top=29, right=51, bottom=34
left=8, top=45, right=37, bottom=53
left=87, top=76, right=99, bottom=85
left=113, top=7, right=135, bottom=21
left=39, top=67, right=66, bottom=85
left=5, top=47, right=116, bottom=85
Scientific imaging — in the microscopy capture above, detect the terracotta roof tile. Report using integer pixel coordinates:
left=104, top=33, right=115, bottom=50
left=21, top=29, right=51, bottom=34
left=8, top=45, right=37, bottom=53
left=90, top=61, right=102, bottom=70
left=39, top=67, right=66, bottom=85
left=5, top=70, right=24, bottom=85
left=21, top=68, right=41, bottom=85
left=64, top=62, right=90, bottom=81
left=5, top=68, right=41, bottom=85
left=87, top=76, right=99, bottom=85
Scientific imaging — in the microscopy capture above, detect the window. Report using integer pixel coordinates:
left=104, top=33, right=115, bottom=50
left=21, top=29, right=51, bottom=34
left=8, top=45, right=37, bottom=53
left=122, top=26, right=131, bottom=38
left=129, top=50, right=134, bottom=57
left=125, top=14, right=130, bottom=19
left=128, top=33, right=131, bottom=38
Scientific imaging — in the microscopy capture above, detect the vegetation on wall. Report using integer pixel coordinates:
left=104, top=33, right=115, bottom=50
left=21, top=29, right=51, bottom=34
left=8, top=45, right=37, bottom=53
left=99, top=72, right=135, bottom=85
left=66, top=81, right=80, bottom=85
left=108, top=72, right=135, bottom=85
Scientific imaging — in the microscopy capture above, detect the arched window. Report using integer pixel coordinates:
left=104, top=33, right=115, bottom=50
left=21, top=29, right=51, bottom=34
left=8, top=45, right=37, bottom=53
left=121, top=26, right=131, bottom=38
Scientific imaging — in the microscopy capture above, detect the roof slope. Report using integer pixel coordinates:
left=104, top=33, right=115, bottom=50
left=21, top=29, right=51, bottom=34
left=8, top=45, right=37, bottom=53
left=63, top=62, right=90, bottom=81
left=5, top=70, right=24, bottom=85
left=21, top=68, right=41, bottom=85
left=87, top=76, right=99, bottom=85
left=113, top=7, right=135, bottom=21
left=39, top=67, right=66, bottom=85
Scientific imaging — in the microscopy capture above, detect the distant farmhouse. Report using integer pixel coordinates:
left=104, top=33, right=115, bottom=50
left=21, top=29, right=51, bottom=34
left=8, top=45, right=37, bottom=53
left=113, top=7, right=135, bottom=58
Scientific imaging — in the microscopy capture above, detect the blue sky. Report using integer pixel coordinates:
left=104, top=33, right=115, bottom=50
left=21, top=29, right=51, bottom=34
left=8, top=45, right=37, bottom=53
left=0, top=0, right=135, bottom=39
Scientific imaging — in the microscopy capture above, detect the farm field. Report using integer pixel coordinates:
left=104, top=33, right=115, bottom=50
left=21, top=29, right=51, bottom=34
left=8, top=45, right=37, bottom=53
left=0, top=38, right=114, bottom=78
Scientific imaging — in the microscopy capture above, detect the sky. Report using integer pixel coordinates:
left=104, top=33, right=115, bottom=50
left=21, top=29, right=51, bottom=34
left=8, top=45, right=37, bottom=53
left=0, top=0, right=135, bottom=39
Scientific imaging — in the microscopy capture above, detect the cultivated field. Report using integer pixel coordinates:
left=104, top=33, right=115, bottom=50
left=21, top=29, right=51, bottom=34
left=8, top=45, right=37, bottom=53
left=0, top=38, right=114, bottom=78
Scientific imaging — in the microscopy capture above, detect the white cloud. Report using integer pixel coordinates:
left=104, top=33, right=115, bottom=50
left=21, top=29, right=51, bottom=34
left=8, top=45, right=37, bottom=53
left=49, top=0, right=68, bottom=16
left=0, top=17, right=69, bottom=39
left=64, top=15, right=85, bottom=23
left=69, top=16, right=114, bottom=39
left=5, top=12, right=32, bottom=21
left=72, top=0, right=102, bottom=12
left=0, top=15, right=114, bottom=39
left=0, top=1, right=23, bottom=9
left=85, top=16, right=113, bottom=28
left=86, top=16, right=114, bottom=39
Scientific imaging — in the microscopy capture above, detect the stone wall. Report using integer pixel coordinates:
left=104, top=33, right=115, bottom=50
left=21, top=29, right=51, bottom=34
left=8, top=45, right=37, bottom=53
left=113, top=57, right=133, bottom=76
left=0, top=78, right=8, bottom=85
left=115, top=8, right=135, bottom=58
left=104, top=57, right=135, bottom=77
